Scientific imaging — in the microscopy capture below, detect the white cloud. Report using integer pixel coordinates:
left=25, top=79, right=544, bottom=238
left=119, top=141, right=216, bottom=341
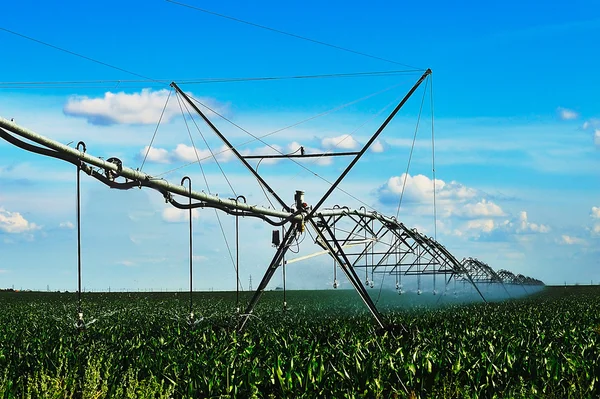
left=0, top=269, right=8, bottom=274
left=63, top=88, right=225, bottom=125
left=140, top=146, right=171, bottom=164
left=557, top=107, right=579, bottom=120
left=459, top=210, right=550, bottom=240
left=582, top=118, right=600, bottom=130
left=371, top=140, right=384, bottom=153
left=321, top=134, right=359, bottom=150
left=465, top=219, right=495, bottom=233
left=161, top=207, right=200, bottom=223
left=581, top=119, right=600, bottom=147
left=0, top=207, right=40, bottom=234
left=172, top=144, right=208, bottom=163
left=454, top=199, right=505, bottom=218
left=59, top=221, right=74, bottom=229
left=378, top=173, right=478, bottom=205
left=172, top=144, right=234, bottom=164
left=117, top=260, right=136, bottom=267
left=515, top=211, right=550, bottom=233
left=243, top=144, right=284, bottom=165
left=560, top=235, right=586, bottom=245
left=590, top=207, right=600, bottom=236
left=286, top=141, right=332, bottom=166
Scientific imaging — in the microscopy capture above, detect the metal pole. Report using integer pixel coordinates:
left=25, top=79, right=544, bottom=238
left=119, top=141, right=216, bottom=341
left=76, top=141, right=85, bottom=328
left=309, top=217, right=387, bottom=329
left=282, top=225, right=287, bottom=311
left=170, top=83, right=290, bottom=211
left=308, top=69, right=432, bottom=218
left=238, top=225, right=298, bottom=332
left=182, top=176, right=193, bottom=318
left=235, top=195, right=246, bottom=312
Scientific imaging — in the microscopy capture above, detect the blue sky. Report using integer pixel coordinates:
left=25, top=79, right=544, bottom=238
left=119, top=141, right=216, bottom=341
left=1, top=0, right=599, bottom=291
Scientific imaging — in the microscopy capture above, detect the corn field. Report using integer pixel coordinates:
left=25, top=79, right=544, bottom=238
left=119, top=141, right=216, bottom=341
left=0, top=286, right=599, bottom=398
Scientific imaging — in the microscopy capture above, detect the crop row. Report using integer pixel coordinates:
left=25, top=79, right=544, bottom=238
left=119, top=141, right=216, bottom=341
left=0, top=287, right=599, bottom=398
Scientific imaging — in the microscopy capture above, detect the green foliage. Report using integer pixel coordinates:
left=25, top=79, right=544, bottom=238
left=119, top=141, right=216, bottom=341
left=0, top=286, right=599, bottom=398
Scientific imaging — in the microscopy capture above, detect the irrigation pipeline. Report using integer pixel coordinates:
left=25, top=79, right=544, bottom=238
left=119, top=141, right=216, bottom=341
left=0, top=116, right=441, bottom=226
left=0, top=98, right=543, bottom=331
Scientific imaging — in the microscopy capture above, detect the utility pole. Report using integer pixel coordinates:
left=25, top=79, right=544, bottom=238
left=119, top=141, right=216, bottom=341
left=249, top=275, right=253, bottom=291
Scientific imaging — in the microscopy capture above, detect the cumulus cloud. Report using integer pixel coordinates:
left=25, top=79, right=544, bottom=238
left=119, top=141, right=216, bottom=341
left=59, top=221, right=74, bottom=229
left=117, top=260, right=136, bottom=267
left=242, top=144, right=284, bottom=165
left=467, top=211, right=550, bottom=240
left=557, top=107, right=579, bottom=120
left=138, top=144, right=235, bottom=165
left=140, top=146, right=171, bottom=164
left=378, top=173, right=478, bottom=205
left=560, top=235, right=586, bottom=245
left=286, top=141, right=332, bottom=166
left=371, top=140, right=385, bottom=153
left=590, top=206, right=600, bottom=235
left=581, top=119, right=600, bottom=147
left=582, top=118, right=600, bottom=130
left=0, top=207, right=40, bottom=234
left=172, top=144, right=212, bottom=163
left=321, top=134, right=359, bottom=150
left=515, top=211, right=550, bottom=233
left=453, top=199, right=505, bottom=218
left=192, top=255, right=208, bottom=262
left=162, top=207, right=200, bottom=223
left=465, top=219, right=495, bottom=233
left=64, top=88, right=225, bottom=125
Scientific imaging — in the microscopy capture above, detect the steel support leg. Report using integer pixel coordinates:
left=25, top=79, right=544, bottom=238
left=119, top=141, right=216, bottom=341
left=309, top=218, right=387, bottom=330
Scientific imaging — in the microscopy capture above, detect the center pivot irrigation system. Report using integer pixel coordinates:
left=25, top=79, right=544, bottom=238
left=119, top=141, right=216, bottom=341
left=0, top=69, right=543, bottom=331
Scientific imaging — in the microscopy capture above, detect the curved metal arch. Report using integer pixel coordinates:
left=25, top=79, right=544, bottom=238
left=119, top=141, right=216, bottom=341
left=309, top=209, right=487, bottom=302
left=462, top=258, right=503, bottom=284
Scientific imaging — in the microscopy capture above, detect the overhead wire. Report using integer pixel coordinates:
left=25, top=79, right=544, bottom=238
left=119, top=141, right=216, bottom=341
left=193, top=97, right=376, bottom=210
left=177, top=92, right=237, bottom=197
left=431, top=74, right=439, bottom=294
left=395, top=76, right=429, bottom=219
left=0, top=69, right=420, bottom=89
left=0, top=27, right=163, bottom=84
left=162, top=81, right=413, bottom=211
left=284, top=90, right=405, bottom=186
left=174, top=93, right=242, bottom=290
left=154, top=81, right=406, bottom=178
left=141, top=88, right=172, bottom=171
left=430, top=75, right=437, bottom=241
left=165, top=0, right=423, bottom=70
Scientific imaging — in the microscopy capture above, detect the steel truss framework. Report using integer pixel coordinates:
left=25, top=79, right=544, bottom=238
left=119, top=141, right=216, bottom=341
left=0, top=69, right=543, bottom=331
